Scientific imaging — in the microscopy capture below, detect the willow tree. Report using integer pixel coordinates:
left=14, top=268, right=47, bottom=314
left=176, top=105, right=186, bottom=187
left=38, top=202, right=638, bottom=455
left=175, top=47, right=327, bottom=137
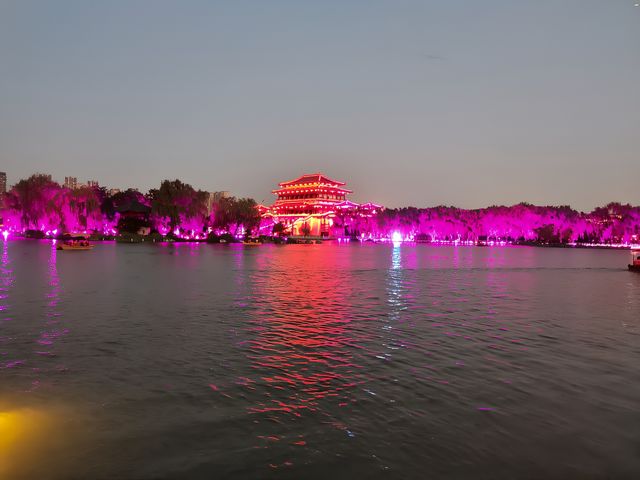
left=149, top=179, right=208, bottom=232
left=211, top=196, right=261, bottom=235
left=6, top=174, right=64, bottom=230
left=234, top=198, right=261, bottom=236
left=68, top=186, right=101, bottom=229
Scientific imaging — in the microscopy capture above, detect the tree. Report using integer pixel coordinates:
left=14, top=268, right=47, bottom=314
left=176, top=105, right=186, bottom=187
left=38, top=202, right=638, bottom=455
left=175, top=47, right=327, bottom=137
left=149, top=180, right=208, bottom=232
left=211, top=196, right=261, bottom=236
left=68, top=186, right=101, bottom=229
left=6, top=174, right=64, bottom=230
left=233, top=198, right=261, bottom=236
left=111, top=189, right=148, bottom=209
left=211, top=196, right=236, bottom=233
left=560, top=227, right=573, bottom=244
left=534, top=224, right=558, bottom=244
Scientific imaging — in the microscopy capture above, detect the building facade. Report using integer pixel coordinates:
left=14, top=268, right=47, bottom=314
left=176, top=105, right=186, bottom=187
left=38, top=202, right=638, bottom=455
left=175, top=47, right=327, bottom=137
left=64, top=176, right=78, bottom=190
left=206, top=191, right=230, bottom=215
left=262, top=173, right=382, bottom=237
left=0, top=172, right=6, bottom=210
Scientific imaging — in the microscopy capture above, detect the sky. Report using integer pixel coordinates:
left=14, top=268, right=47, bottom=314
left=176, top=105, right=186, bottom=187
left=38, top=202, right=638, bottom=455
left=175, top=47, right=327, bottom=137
left=0, top=0, right=638, bottom=210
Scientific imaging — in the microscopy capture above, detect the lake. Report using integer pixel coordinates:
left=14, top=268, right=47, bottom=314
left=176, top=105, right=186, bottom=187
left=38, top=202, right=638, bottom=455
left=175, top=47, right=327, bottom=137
left=1, top=240, right=639, bottom=479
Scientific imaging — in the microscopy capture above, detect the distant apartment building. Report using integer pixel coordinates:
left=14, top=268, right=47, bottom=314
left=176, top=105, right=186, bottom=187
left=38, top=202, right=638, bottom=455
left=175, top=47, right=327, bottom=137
left=211, top=191, right=230, bottom=202
left=207, top=191, right=230, bottom=214
left=64, top=176, right=78, bottom=189
left=87, top=180, right=99, bottom=188
left=108, top=188, right=121, bottom=197
left=0, top=172, right=6, bottom=210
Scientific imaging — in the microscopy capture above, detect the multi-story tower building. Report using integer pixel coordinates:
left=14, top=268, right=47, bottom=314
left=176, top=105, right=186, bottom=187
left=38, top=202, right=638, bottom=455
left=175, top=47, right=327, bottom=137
left=64, top=176, right=78, bottom=190
left=266, top=173, right=352, bottom=237
left=262, top=173, right=383, bottom=237
left=271, top=173, right=352, bottom=215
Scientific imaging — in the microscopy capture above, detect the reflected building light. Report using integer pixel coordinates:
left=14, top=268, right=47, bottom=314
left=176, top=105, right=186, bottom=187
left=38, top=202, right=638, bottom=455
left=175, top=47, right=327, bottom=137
left=391, top=242, right=402, bottom=270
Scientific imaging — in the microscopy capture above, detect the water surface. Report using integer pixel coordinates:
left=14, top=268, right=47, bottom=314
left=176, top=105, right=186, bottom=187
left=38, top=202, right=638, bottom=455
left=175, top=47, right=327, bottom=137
left=1, top=240, right=639, bottom=479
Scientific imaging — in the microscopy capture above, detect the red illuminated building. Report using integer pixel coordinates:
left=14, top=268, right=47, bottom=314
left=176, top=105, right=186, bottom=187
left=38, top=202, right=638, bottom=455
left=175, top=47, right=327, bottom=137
left=262, top=173, right=382, bottom=237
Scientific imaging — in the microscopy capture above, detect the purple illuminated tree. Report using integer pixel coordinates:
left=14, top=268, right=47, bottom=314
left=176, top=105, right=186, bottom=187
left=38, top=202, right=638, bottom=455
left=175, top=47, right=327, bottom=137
left=149, top=180, right=208, bottom=234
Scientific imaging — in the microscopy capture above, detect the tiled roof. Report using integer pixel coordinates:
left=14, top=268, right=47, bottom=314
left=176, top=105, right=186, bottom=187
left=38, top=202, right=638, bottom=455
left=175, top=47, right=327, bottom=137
left=279, top=173, right=346, bottom=187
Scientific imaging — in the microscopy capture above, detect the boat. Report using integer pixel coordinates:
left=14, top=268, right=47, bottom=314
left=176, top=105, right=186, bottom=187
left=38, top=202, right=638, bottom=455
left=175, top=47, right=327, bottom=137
left=242, top=238, right=262, bottom=246
left=57, top=235, right=95, bottom=251
left=629, top=248, right=640, bottom=272
left=57, top=242, right=94, bottom=251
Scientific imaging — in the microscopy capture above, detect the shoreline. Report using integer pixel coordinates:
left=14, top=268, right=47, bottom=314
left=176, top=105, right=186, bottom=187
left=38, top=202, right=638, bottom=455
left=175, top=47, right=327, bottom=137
left=3, top=235, right=638, bottom=251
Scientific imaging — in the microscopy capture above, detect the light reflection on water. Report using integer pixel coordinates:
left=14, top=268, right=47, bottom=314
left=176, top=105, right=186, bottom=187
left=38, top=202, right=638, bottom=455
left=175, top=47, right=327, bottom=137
left=0, top=241, right=639, bottom=479
left=0, top=242, right=15, bottom=372
left=242, top=246, right=367, bottom=458
left=0, top=403, right=89, bottom=479
left=0, top=241, right=13, bottom=321
left=36, top=242, right=65, bottom=354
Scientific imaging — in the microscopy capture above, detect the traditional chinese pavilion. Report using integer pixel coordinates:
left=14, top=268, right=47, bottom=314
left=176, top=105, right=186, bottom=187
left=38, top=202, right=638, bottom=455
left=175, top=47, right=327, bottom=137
left=261, top=173, right=382, bottom=237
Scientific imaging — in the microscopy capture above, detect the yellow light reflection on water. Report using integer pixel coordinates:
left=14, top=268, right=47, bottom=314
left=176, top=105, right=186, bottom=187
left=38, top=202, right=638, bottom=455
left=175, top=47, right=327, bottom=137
left=0, top=406, right=80, bottom=480
left=0, top=408, right=52, bottom=478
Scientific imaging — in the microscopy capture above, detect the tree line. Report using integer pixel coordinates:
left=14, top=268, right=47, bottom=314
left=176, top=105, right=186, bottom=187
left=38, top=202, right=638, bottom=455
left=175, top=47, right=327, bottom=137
left=0, top=174, right=261, bottom=237
left=358, top=202, right=640, bottom=244
left=2, top=173, right=639, bottom=244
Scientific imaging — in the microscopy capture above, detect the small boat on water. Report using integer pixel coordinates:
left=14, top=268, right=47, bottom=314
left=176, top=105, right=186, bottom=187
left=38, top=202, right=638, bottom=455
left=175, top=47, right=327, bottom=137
left=629, top=248, right=640, bottom=272
left=57, top=241, right=94, bottom=251
left=57, top=234, right=94, bottom=251
left=242, top=238, right=262, bottom=246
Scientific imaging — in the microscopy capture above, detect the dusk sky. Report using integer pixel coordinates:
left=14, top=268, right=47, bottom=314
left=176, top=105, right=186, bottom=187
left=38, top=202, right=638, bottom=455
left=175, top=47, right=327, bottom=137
left=1, top=0, right=638, bottom=210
